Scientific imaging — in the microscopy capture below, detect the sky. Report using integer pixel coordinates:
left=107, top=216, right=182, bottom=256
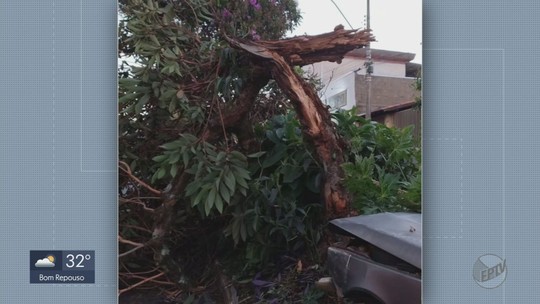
left=289, top=0, right=422, bottom=63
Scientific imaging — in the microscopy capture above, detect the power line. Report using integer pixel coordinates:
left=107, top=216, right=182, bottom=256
left=329, top=0, right=354, bottom=30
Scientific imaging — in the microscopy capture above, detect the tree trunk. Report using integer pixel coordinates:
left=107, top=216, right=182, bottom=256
left=226, top=28, right=374, bottom=218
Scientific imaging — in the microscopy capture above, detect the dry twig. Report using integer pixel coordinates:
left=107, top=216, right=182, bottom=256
left=119, top=161, right=162, bottom=195
left=118, top=272, right=166, bottom=296
left=118, top=236, right=147, bottom=258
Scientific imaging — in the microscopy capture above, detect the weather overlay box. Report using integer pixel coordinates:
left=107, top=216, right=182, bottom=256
left=30, top=250, right=95, bottom=284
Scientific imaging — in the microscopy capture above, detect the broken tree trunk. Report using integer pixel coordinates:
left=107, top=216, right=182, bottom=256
left=226, top=28, right=374, bottom=219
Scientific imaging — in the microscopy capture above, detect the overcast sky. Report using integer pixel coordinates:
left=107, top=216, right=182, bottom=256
left=289, top=0, right=422, bottom=63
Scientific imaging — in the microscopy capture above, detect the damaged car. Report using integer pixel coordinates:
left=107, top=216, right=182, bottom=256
left=317, top=212, right=421, bottom=304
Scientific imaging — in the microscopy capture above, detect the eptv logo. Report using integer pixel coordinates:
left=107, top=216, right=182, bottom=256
left=473, top=254, right=507, bottom=289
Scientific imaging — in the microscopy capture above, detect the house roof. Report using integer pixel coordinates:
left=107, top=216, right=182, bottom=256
left=346, top=48, right=416, bottom=63
left=359, top=100, right=418, bottom=117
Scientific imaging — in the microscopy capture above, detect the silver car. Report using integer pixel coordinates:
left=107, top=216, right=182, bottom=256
left=317, top=212, right=421, bottom=304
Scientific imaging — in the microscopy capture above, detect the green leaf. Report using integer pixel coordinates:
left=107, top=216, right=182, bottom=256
left=156, top=167, right=166, bottom=179
left=268, top=188, right=278, bottom=203
left=216, top=151, right=226, bottom=163
left=149, top=35, right=160, bottom=47
left=160, top=140, right=182, bottom=150
left=182, top=151, right=190, bottom=167
left=195, top=161, right=204, bottom=178
left=247, top=151, right=266, bottom=158
left=224, top=170, right=236, bottom=193
left=192, top=187, right=207, bottom=207
left=239, top=186, right=247, bottom=196
left=215, top=193, right=224, bottom=213
left=262, top=145, right=287, bottom=168
left=185, top=181, right=200, bottom=197
left=160, top=87, right=176, bottom=101
left=152, top=154, right=168, bottom=162
left=206, top=187, right=217, bottom=215
left=130, top=160, right=137, bottom=171
left=119, top=92, right=140, bottom=104
left=168, top=152, right=180, bottom=164
left=170, top=164, right=178, bottom=177
left=204, top=200, right=214, bottom=216
left=265, top=130, right=279, bottom=144
left=275, top=128, right=285, bottom=140
left=135, top=94, right=150, bottom=115
left=119, top=78, right=140, bottom=87
left=230, top=151, right=247, bottom=162
left=161, top=64, right=173, bottom=75
left=168, top=98, right=176, bottom=112
left=215, top=77, right=223, bottom=92
left=232, top=166, right=251, bottom=181
left=162, top=48, right=177, bottom=59
left=240, top=222, right=247, bottom=242
left=182, top=133, right=198, bottom=142
left=236, top=176, right=248, bottom=189
left=219, top=182, right=231, bottom=204
left=252, top=215, right=258, bottom=231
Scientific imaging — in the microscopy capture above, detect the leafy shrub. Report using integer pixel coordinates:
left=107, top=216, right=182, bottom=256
left=225, top=112, right=324, bottom=268
left=148, top=111, right=324, bottom=272
left=334, top=109, right=421, bottom=214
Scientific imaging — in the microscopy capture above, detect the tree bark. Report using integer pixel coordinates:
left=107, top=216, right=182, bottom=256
left=225, top=28, right=374, bottom=218
left=255, top=27, right=373, bottom=66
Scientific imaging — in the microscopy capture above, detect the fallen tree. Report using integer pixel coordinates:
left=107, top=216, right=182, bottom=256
left=150, top=28, right=374, bottom=247
left=225, top=27, right=374, bottom=218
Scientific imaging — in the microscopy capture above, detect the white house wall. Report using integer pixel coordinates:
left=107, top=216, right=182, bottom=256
left=305, top=58, right=406, bottom=83
left=305, top=58, right=362, bottom=85
left=321, top=71, right=356, bottom=110
left=303, top=51, right=415, bottom=111
left=369, top=61, right=406, bottom=78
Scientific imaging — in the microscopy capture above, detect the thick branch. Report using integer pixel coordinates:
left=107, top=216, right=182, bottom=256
left=244, top=27, right=374, bottom=66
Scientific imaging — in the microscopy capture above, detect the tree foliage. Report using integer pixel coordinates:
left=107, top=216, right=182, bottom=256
left=119, top=0, right=300, bottom=174
left=118, top=0, right=321, bottom=298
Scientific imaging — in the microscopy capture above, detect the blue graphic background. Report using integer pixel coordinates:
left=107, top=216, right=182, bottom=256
left=0, top=1, right=116, bottom=303
left=424, top=1, right=540, bottom=302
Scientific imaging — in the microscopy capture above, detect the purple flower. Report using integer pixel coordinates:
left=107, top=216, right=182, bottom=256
left=222, top=8, right=232, bottom=18
left=251, top=29, right=261, bottom=41
left=249, top=0, right=262, bottom=10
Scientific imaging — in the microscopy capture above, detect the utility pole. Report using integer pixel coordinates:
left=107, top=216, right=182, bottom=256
left=365, top=0, right=373, bottom=119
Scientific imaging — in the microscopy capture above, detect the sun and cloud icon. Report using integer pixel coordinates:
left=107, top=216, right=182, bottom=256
left=35, top=255, right=56, bottom=267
